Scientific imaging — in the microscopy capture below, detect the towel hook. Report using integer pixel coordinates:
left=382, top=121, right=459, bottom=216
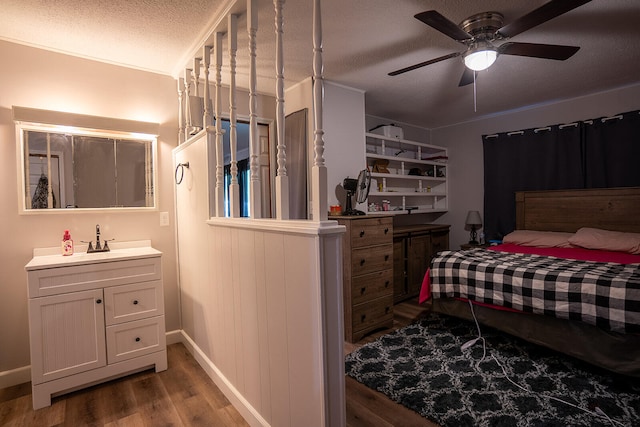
left=175, top=162, right=190, bottom=185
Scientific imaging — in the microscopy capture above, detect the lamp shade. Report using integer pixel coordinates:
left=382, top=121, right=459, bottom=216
left=465, top=210, right=482, bottom=226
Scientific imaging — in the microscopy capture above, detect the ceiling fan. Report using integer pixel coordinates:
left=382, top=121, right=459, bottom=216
left=389, top=0, right=592, bottom=86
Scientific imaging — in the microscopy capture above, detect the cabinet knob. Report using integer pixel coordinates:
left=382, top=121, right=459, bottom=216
left=133, top=300, right=139, bottom=305
left=135, top=337, right=141, bottom=342
left=359, top=230, right=365, bottom=238
left=361, top=314, right=366, bottom=322
left=385, top=280, right=390, bottom=287
left=360, top=259, right=366, bottom=266
left=96, top=299, right=102, bottom=304
left=385, top=306, right=390, bottom=314
left=361, top=287, right=366, bottom=295
left=384, top=228, right=389, bottom=234
left=384, top=254, right=389, bottom=261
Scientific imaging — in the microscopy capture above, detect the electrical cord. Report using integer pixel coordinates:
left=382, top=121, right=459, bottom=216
left=460, top=300, right=625, bottom=427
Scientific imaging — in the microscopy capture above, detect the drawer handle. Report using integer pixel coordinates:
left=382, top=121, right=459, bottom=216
left=96, top=299, right=102, bottom=304
left=135, top=337, right=141, bottom=342
left=385, top=306, right=390, bottom=314
left=360, top=259, right=365, bottom=266
left=361, top=314, right=366, bottom=322
left=133, top=300, right=139, bottom=305
left=384, top=255, right=389, bottom=261
left=360, top=230, right=365, bottom=238
left=384, top=228, right=389, bottom=234
left=385, top=280, right=390, bottom=287
left=361, top=287, right=366, bottom=295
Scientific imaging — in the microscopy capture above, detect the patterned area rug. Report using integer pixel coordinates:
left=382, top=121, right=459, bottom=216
left=345, top=313, right=640, bottom=427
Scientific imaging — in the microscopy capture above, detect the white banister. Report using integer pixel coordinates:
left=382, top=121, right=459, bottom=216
left=202, top=46, right=212, bottom=128
left=312, top=0, right=327, bottom=221
left=228, top=14, right=240, bottom=217
left=274, top=0, right=289, bottom=220
left=184, top=68, right=193, bottom=135
left=193, top=58, right=201, bottom=97
left=213, top=32, right=225, bottom=217
left=177, top=77, right=185, bottom=144
left=247, top=0, right=261, bottom=218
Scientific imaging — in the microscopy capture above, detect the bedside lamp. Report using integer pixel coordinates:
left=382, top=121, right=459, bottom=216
left=465, top=210, right=482, bottom=245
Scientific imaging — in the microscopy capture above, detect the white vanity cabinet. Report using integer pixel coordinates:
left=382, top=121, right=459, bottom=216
left=25, top=244, right=167, bottom=410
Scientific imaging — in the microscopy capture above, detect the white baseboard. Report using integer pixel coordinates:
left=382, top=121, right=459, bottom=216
left=165, top=329, right=182, bottom=345
left=178, top=331, right=270, bottom=427
left=0, top=365, right=31, bottom=389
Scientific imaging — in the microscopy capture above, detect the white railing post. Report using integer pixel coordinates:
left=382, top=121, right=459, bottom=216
left=184, top=68, right=193, bottom=135
left=214, top=32, right=226, bottom=217
left=312, top=0, right=327, bottom=221
left=193, top=58, right=201, bottom=97
left=177, top=77, right=185, bottom=143
left=274, top=0, right=289, bottom=220
left=248, top=0, right=262, bottom=218
left=229, top=14, right=240, bottom=218
left=202, top=46, right=212, bottom=128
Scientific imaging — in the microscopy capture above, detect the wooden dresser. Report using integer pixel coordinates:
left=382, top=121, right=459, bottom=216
left=337, top=216, right=394, bottom=342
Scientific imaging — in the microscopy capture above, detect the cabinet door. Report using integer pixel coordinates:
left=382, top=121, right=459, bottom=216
left=29, top=289, right=106, bottom=384
left=406, top=234, right=431, bottom=297
left=393, top=236, right=406, bottom=302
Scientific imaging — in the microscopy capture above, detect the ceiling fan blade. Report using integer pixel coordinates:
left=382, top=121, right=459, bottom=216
left=458, top=68, right=475, bottom=87
left=497, top=0, right=592, bottom=39
left=389, top=52, right=461, bottom=76
left=415, top=11, right=472, bottom=42
left=498, top=42, right=580, bottom=60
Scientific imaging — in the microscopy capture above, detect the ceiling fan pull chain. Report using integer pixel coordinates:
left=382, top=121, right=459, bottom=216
left=473, top=70, right=477, bottom=112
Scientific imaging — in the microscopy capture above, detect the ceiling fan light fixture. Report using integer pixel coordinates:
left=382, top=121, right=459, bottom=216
left=463, top=43, right=497, bottom=71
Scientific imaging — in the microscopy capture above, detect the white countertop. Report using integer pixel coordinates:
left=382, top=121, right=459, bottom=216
left=25, top=240, right=161, bottom=271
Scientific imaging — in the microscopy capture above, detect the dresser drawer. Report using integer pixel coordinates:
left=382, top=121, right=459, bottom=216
left=106, top=316, right=166, bottom=364
left=349, top=218, right=392, bottom=248
left=351, top=297, right=393, bottom=334
left=351, top=270, right=393, bottom=306
left=104, top=280, right=164, bottom=326
left=351, top=244, right=393, bottom=276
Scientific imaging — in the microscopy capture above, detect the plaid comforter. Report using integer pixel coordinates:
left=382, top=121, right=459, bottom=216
left=430, top=249, right=640, bottom=334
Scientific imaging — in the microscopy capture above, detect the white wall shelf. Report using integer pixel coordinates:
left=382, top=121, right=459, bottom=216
left=365, top=132, right=448, bottom=214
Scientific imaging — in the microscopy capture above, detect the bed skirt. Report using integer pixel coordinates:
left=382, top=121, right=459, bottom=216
left=430, top=298, right=640, bottom=378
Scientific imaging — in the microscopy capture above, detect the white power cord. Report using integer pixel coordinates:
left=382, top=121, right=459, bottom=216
left=460, top=300, right=625, bottom=427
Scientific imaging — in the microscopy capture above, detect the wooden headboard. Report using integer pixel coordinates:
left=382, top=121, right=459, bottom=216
left=515, top=187, right=640, bottom=233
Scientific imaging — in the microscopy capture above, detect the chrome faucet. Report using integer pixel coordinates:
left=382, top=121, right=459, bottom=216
left=84, top=224, right=112, bottom=253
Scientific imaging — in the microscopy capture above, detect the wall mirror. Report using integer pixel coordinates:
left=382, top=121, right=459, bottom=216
left=14, top=107, right=158, bottom=212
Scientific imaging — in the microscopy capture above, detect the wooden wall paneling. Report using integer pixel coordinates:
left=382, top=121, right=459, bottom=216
left=236, top=228, right=261, bottom=409
left=263, top=230, right=291, bottom=426
left=253, top=230, right=272, bottom=421
left=283, top=234, right=324, bottom=425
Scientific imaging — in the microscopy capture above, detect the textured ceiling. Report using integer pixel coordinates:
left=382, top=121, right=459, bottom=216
left=1, top=0, right=639, bottom=128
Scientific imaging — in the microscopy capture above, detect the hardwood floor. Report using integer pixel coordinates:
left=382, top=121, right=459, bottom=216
left=1, top=300, right=434, bottom=427
left=0, top=343, right=248, bottom=427
left=345, top=299, right=439, bottom=427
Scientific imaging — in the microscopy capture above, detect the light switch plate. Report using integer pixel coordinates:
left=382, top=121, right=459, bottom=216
left=160, top=211, right=170, bottom=227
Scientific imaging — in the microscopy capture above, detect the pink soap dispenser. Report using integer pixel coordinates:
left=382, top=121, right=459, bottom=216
left=62, top=230, right=74, bottom=256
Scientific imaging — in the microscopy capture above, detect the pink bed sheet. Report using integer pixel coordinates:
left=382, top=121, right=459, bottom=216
left=419, top=243, right=640, bottom=305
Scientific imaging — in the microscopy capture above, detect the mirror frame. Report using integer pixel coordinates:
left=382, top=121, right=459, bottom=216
left=13, top=106, right=159, bottom=214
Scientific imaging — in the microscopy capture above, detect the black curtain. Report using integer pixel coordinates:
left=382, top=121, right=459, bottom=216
left=483, top=124, right=583, bottom=240
left=583, top=111, right=640, bottom=188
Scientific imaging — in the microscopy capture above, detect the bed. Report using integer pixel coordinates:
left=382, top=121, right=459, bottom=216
left=421, top=187, right=640, bottom=377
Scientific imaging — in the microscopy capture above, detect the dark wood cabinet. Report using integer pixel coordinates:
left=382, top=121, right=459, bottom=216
left=393, top=224, right=450, bottom=303
left=337, top=216, right=394, bottom=342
